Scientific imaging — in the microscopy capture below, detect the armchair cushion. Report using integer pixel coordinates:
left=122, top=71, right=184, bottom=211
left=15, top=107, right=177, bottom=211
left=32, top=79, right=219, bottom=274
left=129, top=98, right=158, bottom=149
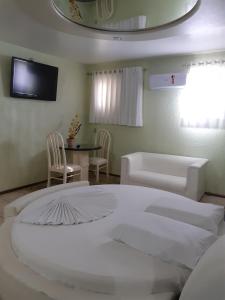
left=128, top=171, right=186, bottom=194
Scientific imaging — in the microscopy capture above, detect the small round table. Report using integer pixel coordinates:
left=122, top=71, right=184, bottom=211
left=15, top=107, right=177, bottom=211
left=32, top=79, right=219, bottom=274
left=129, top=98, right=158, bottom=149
left=64, top=144, right=101, bottom=180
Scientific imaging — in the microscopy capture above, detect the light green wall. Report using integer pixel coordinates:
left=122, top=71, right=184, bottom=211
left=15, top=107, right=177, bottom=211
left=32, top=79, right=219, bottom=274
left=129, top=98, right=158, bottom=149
left=0, top=41, right=88, bottom=192
left=1, top=39, right=225, bottom=196
left=86, top=52, right=225, bottom=195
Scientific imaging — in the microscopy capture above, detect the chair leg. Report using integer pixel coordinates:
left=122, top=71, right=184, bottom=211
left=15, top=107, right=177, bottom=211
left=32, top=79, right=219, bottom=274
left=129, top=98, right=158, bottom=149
left=47, top=171, right=51, bottom=187
left=96, top=165, right=99, bottom=182
left=106, top=163, right=109, bottom=178
left=63, top=173, right=67, bottom=184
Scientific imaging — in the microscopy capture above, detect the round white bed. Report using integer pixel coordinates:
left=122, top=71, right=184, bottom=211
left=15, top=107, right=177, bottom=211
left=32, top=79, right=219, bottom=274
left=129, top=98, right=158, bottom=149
left=0, top=183, right=224, bottom=300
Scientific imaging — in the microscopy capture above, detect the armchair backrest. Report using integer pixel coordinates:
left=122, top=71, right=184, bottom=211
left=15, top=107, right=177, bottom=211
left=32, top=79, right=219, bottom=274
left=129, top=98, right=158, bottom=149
left=144, top=154, right=195, bottom=177
left=132, top=153, right=205, bottom=177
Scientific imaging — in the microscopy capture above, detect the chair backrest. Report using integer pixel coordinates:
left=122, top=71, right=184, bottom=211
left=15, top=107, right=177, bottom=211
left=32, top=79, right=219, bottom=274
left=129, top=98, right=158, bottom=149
left=94, top=129, right=111, bottom=160
left=96, top=0, right=114, bottom=21
left=46, top=132, right=66, bottom=169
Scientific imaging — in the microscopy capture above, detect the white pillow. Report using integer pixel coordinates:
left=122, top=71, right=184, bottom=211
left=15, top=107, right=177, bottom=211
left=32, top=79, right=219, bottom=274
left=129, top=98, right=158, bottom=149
left=110, top=213, right=216, bottom=269
left=145, top=197, right=224, bottom=235
left=180, top=234, right=225, bottom=300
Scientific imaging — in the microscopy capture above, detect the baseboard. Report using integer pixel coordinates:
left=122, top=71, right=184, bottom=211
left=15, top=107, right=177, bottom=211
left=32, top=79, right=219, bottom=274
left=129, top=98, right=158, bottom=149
left=89, top=170, right=120, bottom=178
left=99, top=171, right=120, bottom=178
left=106, top=172, right=120, bottom=178
left=205, top=192, right=225, bottom=199
left=0, top=180, right=47, bottom=196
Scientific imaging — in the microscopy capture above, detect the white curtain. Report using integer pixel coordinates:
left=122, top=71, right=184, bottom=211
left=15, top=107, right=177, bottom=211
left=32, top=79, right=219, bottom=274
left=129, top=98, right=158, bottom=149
left=89, top=70, right=122, bottom=124
left=89, top=67, right=143, bottom=127
left=179, top=64, right=225, bottom=128
left=120, top=67, right=143, bottom=126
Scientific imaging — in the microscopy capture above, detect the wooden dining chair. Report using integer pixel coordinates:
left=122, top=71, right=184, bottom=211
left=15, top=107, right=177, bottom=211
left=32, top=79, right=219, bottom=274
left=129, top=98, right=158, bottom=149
left=46, top=132, right=81, bottom=187
left=89, top=129, right=111, bottom=182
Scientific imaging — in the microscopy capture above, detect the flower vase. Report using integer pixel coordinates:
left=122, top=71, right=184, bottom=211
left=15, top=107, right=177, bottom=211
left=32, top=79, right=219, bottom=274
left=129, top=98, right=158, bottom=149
left=67, top=138, right=75, bottom=147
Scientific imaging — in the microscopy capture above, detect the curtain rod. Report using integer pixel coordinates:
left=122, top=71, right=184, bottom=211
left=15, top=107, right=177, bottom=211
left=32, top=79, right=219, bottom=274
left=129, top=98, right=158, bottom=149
left=87, top=70, right=122, bottom=76
left=183, top=59, right=225, bottom=67
left=86, top=67, right=147, bottom=76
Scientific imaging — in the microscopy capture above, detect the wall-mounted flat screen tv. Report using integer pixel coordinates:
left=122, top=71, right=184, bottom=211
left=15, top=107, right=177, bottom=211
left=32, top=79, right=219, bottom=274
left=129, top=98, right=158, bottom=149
left=10, top=57, right=58, bottom=101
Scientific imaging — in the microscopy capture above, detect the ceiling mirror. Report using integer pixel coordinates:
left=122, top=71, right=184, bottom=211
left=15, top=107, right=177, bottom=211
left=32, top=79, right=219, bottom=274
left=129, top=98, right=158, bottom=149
left=52, top=0, right=200, bottom=32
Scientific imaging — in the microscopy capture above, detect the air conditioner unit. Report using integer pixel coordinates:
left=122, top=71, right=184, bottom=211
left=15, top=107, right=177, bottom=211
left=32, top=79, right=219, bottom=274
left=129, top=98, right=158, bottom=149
left=149, top=72, right=187, bottom=89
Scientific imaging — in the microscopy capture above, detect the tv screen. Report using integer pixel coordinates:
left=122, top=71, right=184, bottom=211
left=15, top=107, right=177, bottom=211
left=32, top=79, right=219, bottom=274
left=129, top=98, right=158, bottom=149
left=10, top=57, right=58, bottom=101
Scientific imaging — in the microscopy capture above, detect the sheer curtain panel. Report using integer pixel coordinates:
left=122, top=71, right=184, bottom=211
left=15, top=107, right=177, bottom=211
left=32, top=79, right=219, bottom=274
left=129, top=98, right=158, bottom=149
left=89, top=67, right=143, bottom=127
left=89, top=70, right=122, bottom=124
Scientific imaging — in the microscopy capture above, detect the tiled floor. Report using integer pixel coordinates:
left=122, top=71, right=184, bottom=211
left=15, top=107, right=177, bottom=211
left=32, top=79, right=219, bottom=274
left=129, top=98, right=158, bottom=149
left=0, top=174, right=224, bottom=225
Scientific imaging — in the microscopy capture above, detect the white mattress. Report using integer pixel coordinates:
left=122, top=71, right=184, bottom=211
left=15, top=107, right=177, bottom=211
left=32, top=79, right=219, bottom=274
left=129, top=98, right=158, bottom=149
left=11, top=185, right=221, bottom=297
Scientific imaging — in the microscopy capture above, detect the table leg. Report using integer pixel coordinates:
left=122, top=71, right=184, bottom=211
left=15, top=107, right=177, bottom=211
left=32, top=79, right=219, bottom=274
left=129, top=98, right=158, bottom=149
left=69, top=151, right=89, bottom=181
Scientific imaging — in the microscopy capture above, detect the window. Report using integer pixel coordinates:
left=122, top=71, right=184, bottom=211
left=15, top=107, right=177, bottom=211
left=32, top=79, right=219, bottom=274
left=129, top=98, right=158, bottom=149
left=89, top=67, right=143, bottom=127
left=179, top=64, right=225, bottom=128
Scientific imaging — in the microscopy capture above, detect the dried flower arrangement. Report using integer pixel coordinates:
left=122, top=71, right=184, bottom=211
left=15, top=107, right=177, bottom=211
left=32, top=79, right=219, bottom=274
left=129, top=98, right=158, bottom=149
left=69, top=0, right=82, bottom=21
left=68, top=114, right=82, bottom=140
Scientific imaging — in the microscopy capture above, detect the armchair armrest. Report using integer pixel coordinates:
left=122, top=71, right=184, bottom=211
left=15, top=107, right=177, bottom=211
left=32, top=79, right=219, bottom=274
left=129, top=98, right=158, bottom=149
left=190, top=160, right=208, bottom=169
left=4, top=181, right=89, bottom=219
left=120, top=153, right=143, bottom=184
left=186, top=159, right=208, bottom=201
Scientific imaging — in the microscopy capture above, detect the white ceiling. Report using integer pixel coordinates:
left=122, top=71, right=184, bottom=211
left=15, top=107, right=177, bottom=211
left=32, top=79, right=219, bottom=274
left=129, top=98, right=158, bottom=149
left=0, top=0, right=225, bottom=64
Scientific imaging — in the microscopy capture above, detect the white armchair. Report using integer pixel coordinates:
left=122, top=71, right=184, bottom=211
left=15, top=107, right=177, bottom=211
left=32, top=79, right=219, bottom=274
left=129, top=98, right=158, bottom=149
left=120, top=152, right=208, bottom=201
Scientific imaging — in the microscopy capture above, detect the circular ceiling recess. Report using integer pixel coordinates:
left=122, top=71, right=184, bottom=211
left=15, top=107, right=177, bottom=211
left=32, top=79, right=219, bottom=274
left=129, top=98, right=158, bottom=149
left=51, top=0, right=200, bottom=33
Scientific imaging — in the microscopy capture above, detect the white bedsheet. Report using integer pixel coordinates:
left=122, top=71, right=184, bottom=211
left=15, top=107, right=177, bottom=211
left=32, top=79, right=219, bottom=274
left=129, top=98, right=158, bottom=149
left=11, top=185, right=221, bottom=297
left=0, top=219, right=178, bottom=300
